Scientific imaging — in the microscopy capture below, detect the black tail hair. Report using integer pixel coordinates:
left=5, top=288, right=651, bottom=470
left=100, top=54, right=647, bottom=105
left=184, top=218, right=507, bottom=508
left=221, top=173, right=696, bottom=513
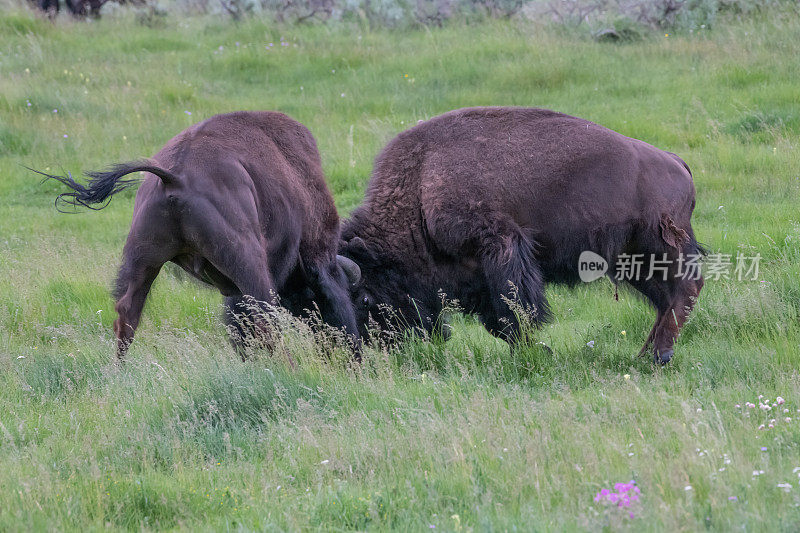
left=29, top=160, right=179, bottom=212
left=694, top=240, right=709, bottom=257
left=685, top=226, right=708, bottom=257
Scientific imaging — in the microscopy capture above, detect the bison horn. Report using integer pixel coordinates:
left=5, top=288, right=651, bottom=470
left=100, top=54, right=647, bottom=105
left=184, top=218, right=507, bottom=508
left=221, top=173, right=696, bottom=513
left=337, top=255, right=361, bottom=285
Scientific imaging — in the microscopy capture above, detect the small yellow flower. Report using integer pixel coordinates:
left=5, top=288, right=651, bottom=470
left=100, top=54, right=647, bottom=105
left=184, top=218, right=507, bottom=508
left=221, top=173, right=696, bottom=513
left=624, top=374, right=630, bottom=380
left=621, top=330, right=627, bottom=336
left=665, top=33, right=669, bottom=37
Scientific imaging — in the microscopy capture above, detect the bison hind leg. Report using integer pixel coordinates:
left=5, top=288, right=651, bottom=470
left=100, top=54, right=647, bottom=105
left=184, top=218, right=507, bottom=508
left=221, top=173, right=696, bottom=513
left=479, top=230, right=550, bottom=345
left=113, top=260, right=164, bottom=360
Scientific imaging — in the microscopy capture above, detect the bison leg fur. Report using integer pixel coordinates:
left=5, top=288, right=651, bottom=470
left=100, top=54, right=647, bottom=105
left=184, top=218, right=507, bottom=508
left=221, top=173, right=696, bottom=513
left=480, top=232, right=550, bottom=346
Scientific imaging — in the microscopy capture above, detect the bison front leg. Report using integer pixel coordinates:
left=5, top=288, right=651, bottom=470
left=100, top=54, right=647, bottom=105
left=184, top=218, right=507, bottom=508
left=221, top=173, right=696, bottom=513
left=479, top=232, right=550, bottom=346
left=425, top=204, right=550, bottom=347
left=223, top=294, right=282, bottom=360
left=307, top=261, right=362, bottom=359
left=202, top=247, right=280, bottom=359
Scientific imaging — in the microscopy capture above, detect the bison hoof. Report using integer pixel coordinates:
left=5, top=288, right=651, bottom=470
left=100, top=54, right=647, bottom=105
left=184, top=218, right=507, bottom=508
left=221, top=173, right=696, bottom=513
left=654, top=349, right=674, bottom=365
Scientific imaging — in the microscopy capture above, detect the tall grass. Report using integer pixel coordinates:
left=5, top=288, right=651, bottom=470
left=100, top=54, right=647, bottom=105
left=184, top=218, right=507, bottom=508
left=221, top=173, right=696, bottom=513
left=1, top=5, right=799, bottom=530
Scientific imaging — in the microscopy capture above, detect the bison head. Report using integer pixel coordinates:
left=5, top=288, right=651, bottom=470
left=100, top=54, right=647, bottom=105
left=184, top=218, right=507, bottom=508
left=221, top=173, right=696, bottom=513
left=337, top=236, right=440, bottom=345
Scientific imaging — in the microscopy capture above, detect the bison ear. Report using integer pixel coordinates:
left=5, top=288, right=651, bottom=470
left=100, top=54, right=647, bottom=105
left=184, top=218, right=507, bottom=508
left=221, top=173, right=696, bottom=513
left=337, top=255, right=361, bottom=285
left=659, top=214, right=689, bottom=249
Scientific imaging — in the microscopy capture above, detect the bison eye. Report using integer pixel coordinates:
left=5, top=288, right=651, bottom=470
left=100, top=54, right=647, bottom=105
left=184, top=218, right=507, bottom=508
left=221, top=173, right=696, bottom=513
left=361, top=295, right=370, bottom=307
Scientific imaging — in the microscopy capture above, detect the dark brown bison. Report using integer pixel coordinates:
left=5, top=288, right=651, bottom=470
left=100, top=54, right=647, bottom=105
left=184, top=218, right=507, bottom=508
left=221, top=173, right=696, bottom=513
left=339, top=107, right=704, bottom=364
left=38, top=111, right=361, bottom=359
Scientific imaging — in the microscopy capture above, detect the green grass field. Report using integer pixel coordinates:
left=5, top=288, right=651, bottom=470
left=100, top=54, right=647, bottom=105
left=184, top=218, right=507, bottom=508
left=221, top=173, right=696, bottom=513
left=2, top=5, right=800, bottom=530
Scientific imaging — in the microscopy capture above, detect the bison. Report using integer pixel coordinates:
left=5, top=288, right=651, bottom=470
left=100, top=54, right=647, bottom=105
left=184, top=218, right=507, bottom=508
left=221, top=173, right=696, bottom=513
left=339, top=107, right=704, bottom=364
left=38, top=111, right=361, bottom=359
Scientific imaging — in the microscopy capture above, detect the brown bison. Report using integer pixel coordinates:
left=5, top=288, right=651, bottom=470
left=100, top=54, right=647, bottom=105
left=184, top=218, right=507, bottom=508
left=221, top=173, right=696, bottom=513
left=339, top=107, right=704, bottom=364
left=38, top=111, right=361, bottom=359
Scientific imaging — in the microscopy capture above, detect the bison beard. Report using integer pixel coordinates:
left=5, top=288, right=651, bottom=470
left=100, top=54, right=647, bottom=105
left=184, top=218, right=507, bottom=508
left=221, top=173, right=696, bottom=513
left=35, top=111, right=361, bottom=360
left=340, top=107, right=705, bottom=364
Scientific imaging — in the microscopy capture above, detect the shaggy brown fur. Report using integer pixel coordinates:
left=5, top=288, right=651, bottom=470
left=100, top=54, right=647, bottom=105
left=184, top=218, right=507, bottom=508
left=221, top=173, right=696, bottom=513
left=340, top=107, right=704, bottom=364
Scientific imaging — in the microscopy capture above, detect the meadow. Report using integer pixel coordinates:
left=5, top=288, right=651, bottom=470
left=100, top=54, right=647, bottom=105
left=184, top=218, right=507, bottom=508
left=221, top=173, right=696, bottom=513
left=1, top=4, right=800, bottom=530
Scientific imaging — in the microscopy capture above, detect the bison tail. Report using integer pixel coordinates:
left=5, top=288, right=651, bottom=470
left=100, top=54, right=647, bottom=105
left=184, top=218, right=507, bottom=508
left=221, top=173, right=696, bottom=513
left=30, top=160, right=179, bottom=212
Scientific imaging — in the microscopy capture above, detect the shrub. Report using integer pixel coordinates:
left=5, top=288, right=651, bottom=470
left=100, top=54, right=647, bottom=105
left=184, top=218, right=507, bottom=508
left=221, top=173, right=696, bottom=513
left=535, top=0, right=785, bottom=33
left=17, top=0, right=794, bottom=31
